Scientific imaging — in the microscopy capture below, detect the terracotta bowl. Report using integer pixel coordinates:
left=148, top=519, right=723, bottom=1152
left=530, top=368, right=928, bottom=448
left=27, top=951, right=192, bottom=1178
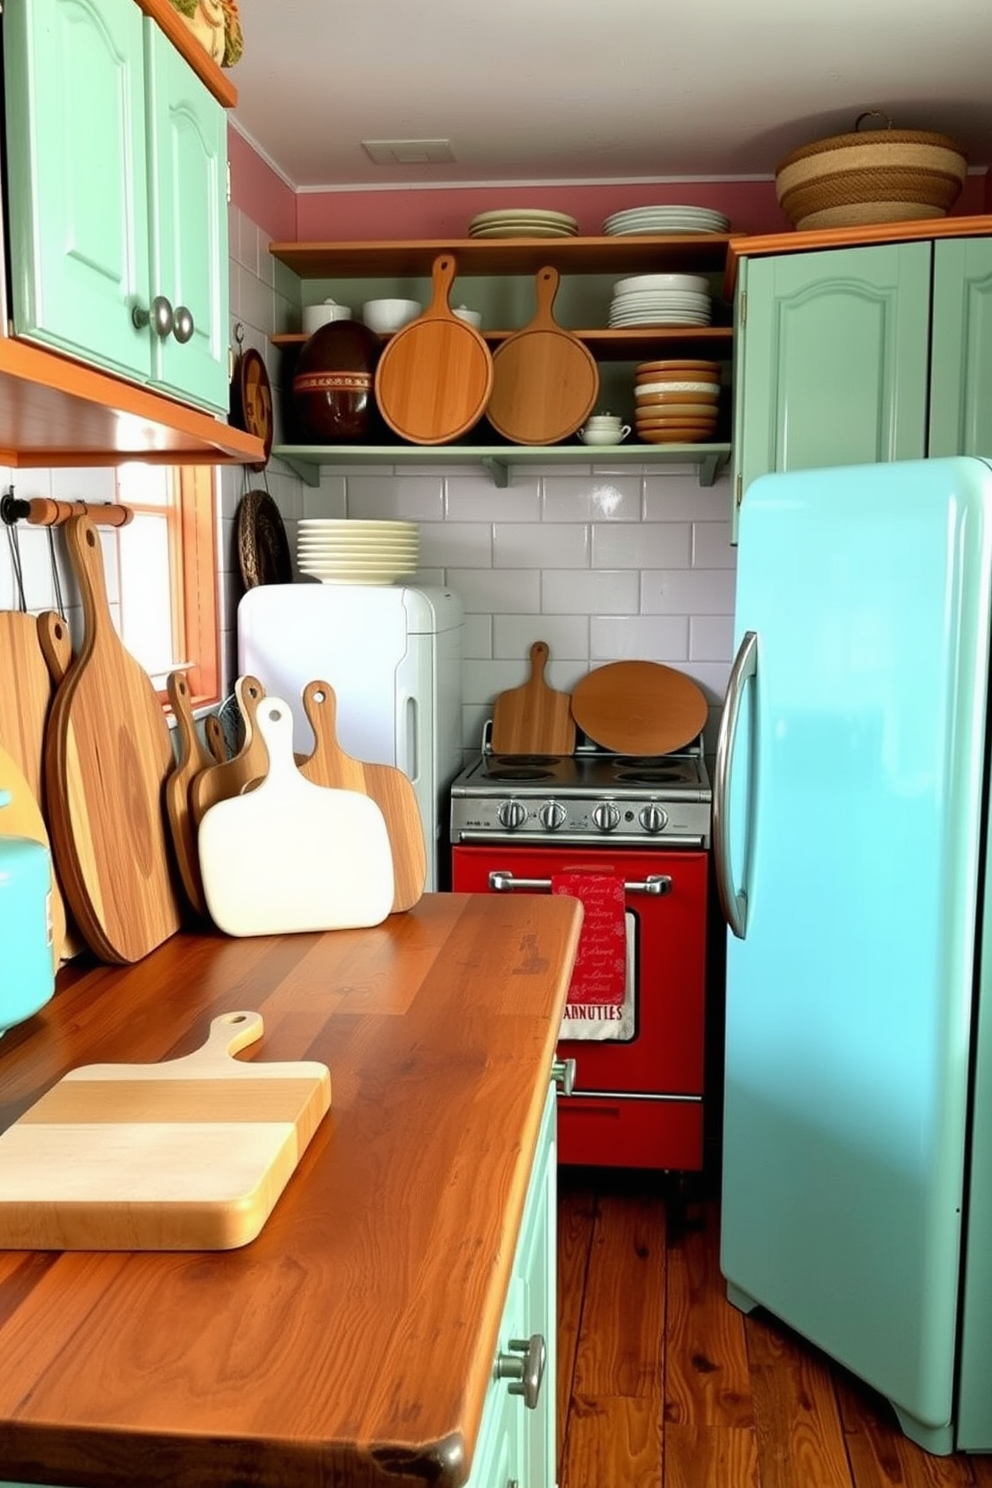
left=292, top=322, right=383, bottom=442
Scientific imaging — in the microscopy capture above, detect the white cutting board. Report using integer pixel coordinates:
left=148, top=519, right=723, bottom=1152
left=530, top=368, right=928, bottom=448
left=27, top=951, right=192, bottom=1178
left=0, top=1011, right=331, bottom=1250
left=198, top=696, right=395, bottom=936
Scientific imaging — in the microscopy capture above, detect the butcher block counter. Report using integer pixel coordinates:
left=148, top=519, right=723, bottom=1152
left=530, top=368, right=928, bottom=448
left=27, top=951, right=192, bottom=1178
left=0, top=891, right=582, bottom=1488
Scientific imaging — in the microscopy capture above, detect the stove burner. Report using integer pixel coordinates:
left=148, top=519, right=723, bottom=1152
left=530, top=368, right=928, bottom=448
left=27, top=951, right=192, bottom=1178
left=490, top=754, right=563, bottom=767
left=613, top=767, right=686, bottom=785
left=485, top=766, right=556, bottom=782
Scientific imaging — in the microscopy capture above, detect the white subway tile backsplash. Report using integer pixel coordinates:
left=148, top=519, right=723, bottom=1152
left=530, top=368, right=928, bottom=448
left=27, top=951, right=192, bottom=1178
left=692, top=520, right=735, bottom=567
left=493, top=614, right=589, bottom=660
left=590, top=614, right=690, bottom=660
left=641, top=567, right=736, bottom=615
left=304, top=475, right=348, bottom=518
left=642, top=471, right=730, bottom=522
left=447, top=568, right=540, bottom=614
left=461, top=613, right=493, bottom=658
left=493, top=523, right=589, bottom=569
left=682, top=659, right=733, bottom=703
left=690, top=614, right=735, bottom=660
left=542, top=568, right=639, bottom=615
left=420, top=522, right=493, bottom=568
left=347, top=474, right=445, bottom=521
left=542, top=475, right=641, bottom=523
left=592, top=521, right=690, bottom=569
left=446, top=473, right=539, bottom=520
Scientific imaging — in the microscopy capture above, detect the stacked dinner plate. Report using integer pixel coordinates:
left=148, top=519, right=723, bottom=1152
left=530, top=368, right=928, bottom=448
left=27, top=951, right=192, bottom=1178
left=609, top=272, right=711, bottom=328
left=603, top=204, right=730, bottom=237
left=468, top=208, right=579, bottom=240
left=633, top=359, right=721, bottom=444
left=296, top=519, right=420, bottom=586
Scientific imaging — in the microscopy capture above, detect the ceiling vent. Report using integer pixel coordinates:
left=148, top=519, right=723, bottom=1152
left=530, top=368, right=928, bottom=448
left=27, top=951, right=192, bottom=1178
left=361, top=138, right=456, bottom=165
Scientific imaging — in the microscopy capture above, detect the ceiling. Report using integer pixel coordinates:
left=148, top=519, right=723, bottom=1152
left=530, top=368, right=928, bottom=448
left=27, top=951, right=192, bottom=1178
left=229, top=0, right=992, bottom=192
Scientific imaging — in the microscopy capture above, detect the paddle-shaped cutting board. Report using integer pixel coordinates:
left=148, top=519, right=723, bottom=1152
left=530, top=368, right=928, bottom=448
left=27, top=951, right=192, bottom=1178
left=0, top=742, right=64, bottom=972
left=165, top=671, right=212, bottom=918
left=189, top=675, right=268, bottom=828
left=486, top=266, right=599, bottom=446
left=490, top=641, right=576, bottom=756
left=301, top=680, right=427, bottom=914
left=35, top=610, right=84, bottom=962
left=44, top=516, right=183, bottom=964
left=0, top=610, right=52, bottom=804
left=198, top=697, right=395, bottom=937
left=0, top=1010, right=331, bottom=1251
left=570, top=660, right=709, bottom=756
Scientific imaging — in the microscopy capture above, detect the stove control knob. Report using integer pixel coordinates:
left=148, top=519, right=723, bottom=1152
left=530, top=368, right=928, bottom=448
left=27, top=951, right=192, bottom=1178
left=592, top=801, right=621, bottom=833
left=498, top=799, right=528, bottom=830
left=539, top=801, right=567, bottom=831
left=638, top=804, right=668, bottom=834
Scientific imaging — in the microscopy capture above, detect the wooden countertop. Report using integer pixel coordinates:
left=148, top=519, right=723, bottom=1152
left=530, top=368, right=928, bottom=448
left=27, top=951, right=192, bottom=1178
left=0, top=893, right=582, bottom=1488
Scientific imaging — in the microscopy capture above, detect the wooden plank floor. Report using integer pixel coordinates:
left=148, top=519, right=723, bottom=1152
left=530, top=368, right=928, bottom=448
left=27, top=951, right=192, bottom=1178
left=556, top=1168, right=992, bottom=1488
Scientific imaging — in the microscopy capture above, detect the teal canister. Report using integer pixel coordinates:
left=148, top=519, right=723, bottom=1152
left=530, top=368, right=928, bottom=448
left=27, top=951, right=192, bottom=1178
left=0, top=790, right=55, bottom=1034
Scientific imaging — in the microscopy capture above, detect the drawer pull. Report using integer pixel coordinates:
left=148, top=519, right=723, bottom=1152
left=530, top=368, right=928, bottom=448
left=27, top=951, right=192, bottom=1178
left=552, top=1057, right=576, bottom=1097
left=488, top=870, right=671, bottom=896
left=495, top=1333, right=546, bottom=1410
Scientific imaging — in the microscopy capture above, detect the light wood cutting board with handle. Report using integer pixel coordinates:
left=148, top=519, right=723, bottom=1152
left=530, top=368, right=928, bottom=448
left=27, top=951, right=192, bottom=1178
left=35, top=610, right=84, bottom=962
left=189, top=675, right=268, bottom=828
left=198, top=697, right=395, bottom=937
left=43, top=515, right=183, bottom=964
left=570, top=660, right=709, bottom=756
left=0, top=742, right=63, bottom=972
left=486, top=266, right=599, bottom=445
left=490, top=641, right=576, bottom=756
left=165, top=671, right=212, bottom=919
left=0, top=610, right=53, bottom=804
left=0, top=1010, right=331, bottom=1251
left=301, top=680, right=427, bottom=914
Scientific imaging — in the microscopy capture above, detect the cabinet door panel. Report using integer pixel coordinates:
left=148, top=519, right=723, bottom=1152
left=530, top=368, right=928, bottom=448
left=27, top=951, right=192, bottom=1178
left=5, top=0, right=150, bottom=380
left=929, top=238, right=992, bottom=459
left=735, top=243, right=930, bottom=500
left=145, top=23, right=229, bottom=413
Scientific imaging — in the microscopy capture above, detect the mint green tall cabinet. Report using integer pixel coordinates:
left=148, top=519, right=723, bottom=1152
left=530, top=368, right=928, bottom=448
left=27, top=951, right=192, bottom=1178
left=731, top=233, right=992, bottom=542
left=4, top=0, right=229, bottom=414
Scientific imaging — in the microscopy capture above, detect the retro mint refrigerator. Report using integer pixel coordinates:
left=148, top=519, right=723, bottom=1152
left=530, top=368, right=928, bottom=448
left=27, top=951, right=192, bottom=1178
left=714, top=456, right=992, bottom=1455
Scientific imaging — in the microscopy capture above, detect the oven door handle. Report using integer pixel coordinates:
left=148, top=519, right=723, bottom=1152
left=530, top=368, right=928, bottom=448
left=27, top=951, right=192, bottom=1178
left=488, top=871, right=671, bottom=896
left=713, top=628, right=757, bottom=940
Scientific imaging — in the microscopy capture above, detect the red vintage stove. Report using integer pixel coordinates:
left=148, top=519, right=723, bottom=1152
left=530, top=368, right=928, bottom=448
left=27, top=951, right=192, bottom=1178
left=449, top=728, right=711, bottom=1171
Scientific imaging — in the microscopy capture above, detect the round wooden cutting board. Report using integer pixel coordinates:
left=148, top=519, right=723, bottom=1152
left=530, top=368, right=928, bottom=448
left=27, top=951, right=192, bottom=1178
left=571, top=661, right=708, bottom=756
left=486, top=266, right=599, bottom=446
left=374, top=254, right=493, bottom=445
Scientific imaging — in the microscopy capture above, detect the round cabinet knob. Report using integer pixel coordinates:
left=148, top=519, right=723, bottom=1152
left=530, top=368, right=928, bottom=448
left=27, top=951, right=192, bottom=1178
left=494, top=1334, right=546, bottom=1410
left=172, top=305, right=195, bottom=344
left=639, top=804, right=668, bottom=834
left=539, top=801, right=567, bottom=831
left=497, top=800, right=527, bottom=830
left=132, top=294, right=174, bottom=338
left=592, top=801, right=621, bottom=833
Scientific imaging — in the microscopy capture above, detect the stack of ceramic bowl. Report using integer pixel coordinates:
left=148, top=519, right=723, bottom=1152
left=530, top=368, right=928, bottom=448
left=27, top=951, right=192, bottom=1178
left=609, top=272, right=711, bottom=328
left=468, top=208, right=578, bottom=239
left=602, top=204, right=730, bottom=236
left=633, top=360, right=721, bottom=444
left=296, top=519, right=419, bottom=586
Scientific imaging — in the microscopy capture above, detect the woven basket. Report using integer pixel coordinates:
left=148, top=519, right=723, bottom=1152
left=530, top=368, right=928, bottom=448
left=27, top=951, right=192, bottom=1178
left=775, top=115, right=967, bottom=231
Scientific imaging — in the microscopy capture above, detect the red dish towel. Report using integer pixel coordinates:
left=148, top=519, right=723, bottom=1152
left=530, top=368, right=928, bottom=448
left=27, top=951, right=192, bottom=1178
left=551, top=873, right=627, bottom=1006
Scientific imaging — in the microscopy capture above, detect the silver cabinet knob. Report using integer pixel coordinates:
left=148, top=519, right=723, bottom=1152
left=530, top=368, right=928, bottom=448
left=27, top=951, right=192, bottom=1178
left=552, top=1057, right=576, bottom=1096
left=172, top=304, right=195, bottom=344
left=132, top=294, right=174, bottom=338
left=494, top=1333, right=546, bottom=1410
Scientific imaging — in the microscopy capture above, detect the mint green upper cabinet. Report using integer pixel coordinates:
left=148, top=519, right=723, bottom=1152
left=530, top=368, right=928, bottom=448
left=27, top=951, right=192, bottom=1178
left=928, top=237, right=992, bottom=459
left=733, top=243, right=931, bottom=515
left=4, top=0, right=229, bottom=414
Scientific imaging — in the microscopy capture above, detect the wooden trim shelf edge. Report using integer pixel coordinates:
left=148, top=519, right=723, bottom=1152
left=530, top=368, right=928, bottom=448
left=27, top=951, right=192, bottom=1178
left=136, top=0, right=238, bottom=108
left=272, top=442, right=732, bottom=489
left=272, top=326, right=734, bottom=361
left=0, top=336, right=265, bottom=468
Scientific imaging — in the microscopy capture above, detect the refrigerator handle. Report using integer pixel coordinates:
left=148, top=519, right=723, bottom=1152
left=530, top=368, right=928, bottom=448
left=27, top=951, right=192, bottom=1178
left=713, top=628, right=757, bottom=940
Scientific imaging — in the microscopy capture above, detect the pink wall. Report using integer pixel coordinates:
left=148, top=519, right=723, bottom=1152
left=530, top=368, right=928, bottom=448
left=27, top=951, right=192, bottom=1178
left=226, top=133, right=990, bottom=244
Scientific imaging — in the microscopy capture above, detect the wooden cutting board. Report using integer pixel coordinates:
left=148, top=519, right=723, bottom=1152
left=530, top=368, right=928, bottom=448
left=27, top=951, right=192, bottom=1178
left=0, top=743, right=63, bottom=972
left=44, top=514, right=183, bottom=965
left=490, top=641, right=576, bottom=755
left=300, top=680, right=426, bottom=914
left=165, top=671, right=212, bottom=919
left=486, top=266, right=599, bottom=445
left=189, top=675, right=268, bottom=827
left=0, top=1010, right=331, bottom=1251
left=570, top=660, right=709, bottom=756
left=374, top=253, right=493, bottom=444
left=198, top=697, right=395, bottom=937
left=0, top=611, right=52, bottom=804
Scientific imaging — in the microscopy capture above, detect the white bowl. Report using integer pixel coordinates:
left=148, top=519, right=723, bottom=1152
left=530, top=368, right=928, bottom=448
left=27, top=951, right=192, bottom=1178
left=362, top=298, right=422, bottom=334
left=453, top=305, right=483, bottom=328
left=579, top=425, right=631, bottom=446
left=301, top=300, right=352, bottom=334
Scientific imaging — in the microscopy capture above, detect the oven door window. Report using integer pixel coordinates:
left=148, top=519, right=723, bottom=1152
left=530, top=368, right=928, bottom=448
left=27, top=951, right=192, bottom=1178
left=559, top=911, right=637, bottom=1042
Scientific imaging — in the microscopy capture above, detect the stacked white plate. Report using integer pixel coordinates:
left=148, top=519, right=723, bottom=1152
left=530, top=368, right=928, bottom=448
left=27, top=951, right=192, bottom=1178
left=296, top=519, right=420, bottom=586
left=468, top=208, right=579, bottom=240
left=602, top=205, right=730, bottom=237
left=609, top=272, right=711, bottom=328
